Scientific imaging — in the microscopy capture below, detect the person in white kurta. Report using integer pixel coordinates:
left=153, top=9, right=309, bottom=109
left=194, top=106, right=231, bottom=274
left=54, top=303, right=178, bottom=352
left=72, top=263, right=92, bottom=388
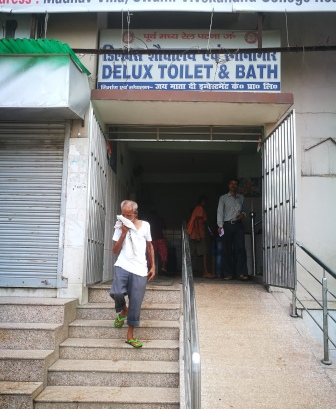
left=110, top=200, right=155, bottom=348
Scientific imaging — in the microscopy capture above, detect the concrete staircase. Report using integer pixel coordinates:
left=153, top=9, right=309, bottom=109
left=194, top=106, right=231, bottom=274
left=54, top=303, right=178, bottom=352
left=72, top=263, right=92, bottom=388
left=34, top=280, right=181, bottom=408
left=0, top=297, right=78, bottom=408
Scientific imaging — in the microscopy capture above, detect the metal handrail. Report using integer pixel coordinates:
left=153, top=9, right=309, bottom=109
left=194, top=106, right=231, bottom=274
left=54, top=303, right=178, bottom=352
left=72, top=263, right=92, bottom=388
left=292, top=241, right=336, bottom=365
left=249, top=212, right=262, bottom=276
left=181, top=225, right=201, bottom=409
left=297, top=242, right=336, bottom=280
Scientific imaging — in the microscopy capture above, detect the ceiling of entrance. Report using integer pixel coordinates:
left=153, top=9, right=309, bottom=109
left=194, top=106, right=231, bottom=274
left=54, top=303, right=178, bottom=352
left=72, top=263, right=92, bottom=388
left=92, top=89, right=293, bottom=177
left=91, top=89, right=293, bottom=127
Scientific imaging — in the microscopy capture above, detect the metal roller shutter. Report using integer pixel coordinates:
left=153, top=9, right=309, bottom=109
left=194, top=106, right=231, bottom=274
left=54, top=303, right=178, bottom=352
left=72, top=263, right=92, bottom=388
left=0, top=122, right=67, bottom=288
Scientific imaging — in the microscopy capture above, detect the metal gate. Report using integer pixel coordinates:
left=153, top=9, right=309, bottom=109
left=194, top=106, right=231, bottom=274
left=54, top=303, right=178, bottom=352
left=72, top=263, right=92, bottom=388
left=263, top=110, right=297, bottom=289
left=0, top=122, right=68, bottom=288
left=85, top=110, right=108, bottom=286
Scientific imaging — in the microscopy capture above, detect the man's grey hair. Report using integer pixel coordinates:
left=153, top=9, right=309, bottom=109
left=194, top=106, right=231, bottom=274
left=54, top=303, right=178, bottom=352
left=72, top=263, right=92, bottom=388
left=121, top=200, right=138, bottom=212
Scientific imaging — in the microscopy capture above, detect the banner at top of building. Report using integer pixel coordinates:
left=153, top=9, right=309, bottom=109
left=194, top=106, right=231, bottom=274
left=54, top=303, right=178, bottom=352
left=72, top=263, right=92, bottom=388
left=1, top=0, right=335, bottom=14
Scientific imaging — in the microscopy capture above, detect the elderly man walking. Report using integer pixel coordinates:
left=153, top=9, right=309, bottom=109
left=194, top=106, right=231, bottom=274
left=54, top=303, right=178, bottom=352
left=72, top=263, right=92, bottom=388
left=110, top=200, right=155, bottom=348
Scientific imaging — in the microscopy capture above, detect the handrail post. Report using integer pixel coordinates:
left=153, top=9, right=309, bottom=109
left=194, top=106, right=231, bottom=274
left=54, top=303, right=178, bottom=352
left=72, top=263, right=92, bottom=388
left=192, top=351, right=201, bottom=408
left=321, top=274, right=332, bottom=365
left=249, top=211, right=256, bottom=276
left=290, top=288, right=298, bottom=318
left=294, top=242, right=335, bottom=364
left=181, top=224, right=202, bottom=408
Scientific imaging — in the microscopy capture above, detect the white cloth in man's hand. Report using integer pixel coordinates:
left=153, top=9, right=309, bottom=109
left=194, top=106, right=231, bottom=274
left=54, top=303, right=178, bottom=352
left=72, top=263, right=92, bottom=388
left=114, top=215, right=139, bottom=259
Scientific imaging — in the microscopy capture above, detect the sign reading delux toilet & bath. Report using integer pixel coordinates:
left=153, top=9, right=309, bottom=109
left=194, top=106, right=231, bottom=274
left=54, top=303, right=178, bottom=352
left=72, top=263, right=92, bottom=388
left=98, top=29, right=281, bottom=92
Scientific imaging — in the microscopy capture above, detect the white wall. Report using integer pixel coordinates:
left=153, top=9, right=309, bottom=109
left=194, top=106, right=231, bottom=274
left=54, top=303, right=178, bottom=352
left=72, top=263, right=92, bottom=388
left=258, top=13, right=336, bottom=272
left=0, top=14, right=31, bottom=39
left=299, top=177, right=336, bottom=270
left=47, top=13, right=99, bottom=91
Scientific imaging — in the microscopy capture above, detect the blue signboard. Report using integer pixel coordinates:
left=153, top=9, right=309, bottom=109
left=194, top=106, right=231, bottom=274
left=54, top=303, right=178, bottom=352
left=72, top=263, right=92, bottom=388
left=98, top=29, right=281, bottom=92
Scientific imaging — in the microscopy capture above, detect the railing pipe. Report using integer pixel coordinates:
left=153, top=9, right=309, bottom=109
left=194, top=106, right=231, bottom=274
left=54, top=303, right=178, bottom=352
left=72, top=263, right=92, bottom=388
left=293, top=242, right=335, bottom=365
left=296, top=241, right=336, bottom=279
left=182, top=225, right=201, bottom=409
left=249, top=211, right=257, bottom=276
left=290, top=288, right=298, bottom=318
left=321, top=274, right=332, bottom=365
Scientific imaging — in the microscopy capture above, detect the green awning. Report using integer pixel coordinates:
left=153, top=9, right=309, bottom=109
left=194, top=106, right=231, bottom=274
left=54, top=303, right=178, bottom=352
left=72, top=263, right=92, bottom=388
left=0, top=38, right=90, bottom=76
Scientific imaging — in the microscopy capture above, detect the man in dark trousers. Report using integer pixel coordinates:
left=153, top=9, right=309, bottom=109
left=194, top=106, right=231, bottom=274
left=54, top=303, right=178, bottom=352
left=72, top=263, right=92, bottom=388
left=217, top=178, right=249, bottom=280
left=110, top=200, right=155, bottom=348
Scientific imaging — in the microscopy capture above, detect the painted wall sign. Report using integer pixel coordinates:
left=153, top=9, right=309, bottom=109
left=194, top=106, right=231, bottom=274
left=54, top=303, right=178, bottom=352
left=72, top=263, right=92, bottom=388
left=0, top=1, right=335, bottom=14
left=98, top=29, right=281, bottom=92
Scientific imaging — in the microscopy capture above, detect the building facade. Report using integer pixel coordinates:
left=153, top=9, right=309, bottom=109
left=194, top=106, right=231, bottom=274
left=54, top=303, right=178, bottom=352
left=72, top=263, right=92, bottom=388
left=0, top=4, right=335, bottom=303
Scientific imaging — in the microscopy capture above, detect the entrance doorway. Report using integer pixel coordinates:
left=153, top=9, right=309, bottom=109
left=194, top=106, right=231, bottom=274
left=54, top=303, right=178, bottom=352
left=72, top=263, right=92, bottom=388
left=107, top=124, right=263, bottom=277
left=91, top=90, right=294, bottom=284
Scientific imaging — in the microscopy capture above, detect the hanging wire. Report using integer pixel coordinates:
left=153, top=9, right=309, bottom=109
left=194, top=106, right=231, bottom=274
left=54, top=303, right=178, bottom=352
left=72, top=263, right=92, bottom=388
left=86, top=53, right=103, bottom=83
left=206, top=8, right=214, bottom=53
left=116, top=10, right=133, bottom=84
left=166, top=45, right=201, bottom=71
left=134, top=36, right=149, bottom=49
left=119, top=9, right=128, bottom=80
left=285, top=11, right=289, bottom=48
left=205, top=7, right=215, bottom=87
left=211, top=48, right=239, bottom=84
left=44, top=12, right=49, bottom=39
left=121, top=9, right=124, bottom=49
left=212, top=62, right=219, bottom=85
left=127, top=11, right=132, bottom=52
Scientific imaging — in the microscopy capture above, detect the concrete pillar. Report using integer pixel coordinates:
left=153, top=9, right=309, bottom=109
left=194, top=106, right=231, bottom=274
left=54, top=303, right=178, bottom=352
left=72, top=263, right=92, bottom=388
left=58, top=133, right=89, bottom=304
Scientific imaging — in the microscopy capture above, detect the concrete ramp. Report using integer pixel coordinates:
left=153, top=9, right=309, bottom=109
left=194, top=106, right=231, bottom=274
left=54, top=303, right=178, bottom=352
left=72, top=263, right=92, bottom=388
left=195, top=280, right=336, bottom=409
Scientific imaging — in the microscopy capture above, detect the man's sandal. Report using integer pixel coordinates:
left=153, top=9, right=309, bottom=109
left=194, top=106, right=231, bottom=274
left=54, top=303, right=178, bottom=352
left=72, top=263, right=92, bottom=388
left=125, top=338, right=143, bottom=348
left=114, top=314, right=127, bottom=328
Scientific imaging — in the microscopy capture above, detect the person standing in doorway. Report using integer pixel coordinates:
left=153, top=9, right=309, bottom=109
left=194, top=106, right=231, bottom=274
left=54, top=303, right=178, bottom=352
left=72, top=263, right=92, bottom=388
left=110, top=200, right=155, bottom=348
left=187, top=195, right=215, bottom=279
left=217, top=178, right=249, bottom=281
left=147, top=209, right=168, bottom=275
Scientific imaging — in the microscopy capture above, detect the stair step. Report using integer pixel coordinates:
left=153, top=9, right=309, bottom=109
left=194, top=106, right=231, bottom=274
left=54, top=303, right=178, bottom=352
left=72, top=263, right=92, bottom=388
left=89, top=282, right=181, bottom=304
left=0, top=350, right=56, bottom=382
left=0, top=381, right=44, bottom=409
left=34, top=385, right=180, bottom=408
left=0, top=323, right=67, bottom=350
left=77, top=303, right=180, bottom=321
left=60, top=338, right=179, bottom=361
left=69, top=319, right=180, bottom=340
left=47, top=359, right=179, bottom=388
left=0, top=297, right=77, bottom=324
